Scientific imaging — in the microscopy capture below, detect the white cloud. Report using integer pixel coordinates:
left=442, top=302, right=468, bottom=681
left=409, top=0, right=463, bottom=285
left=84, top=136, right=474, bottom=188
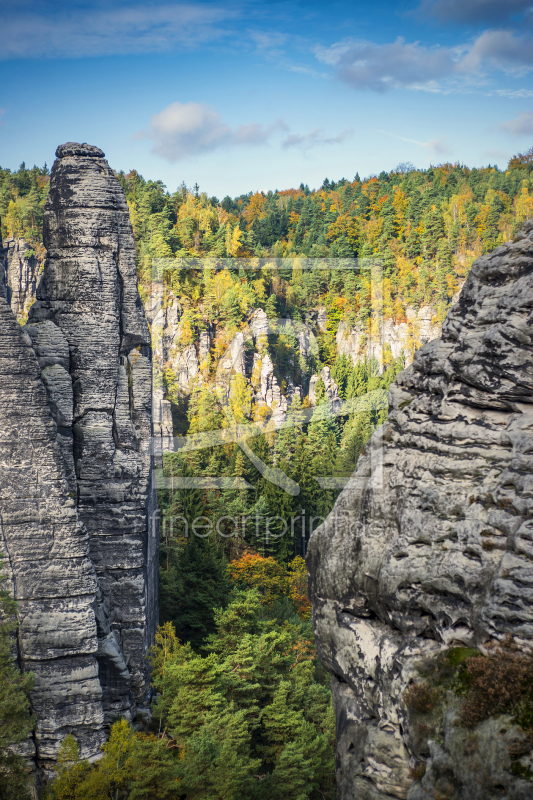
left=459, top=29, right=533, bottom=74
left=316, top=27, right=533, bottom=93
left=0, top=2, right=236, bottom=59
left=136, top=102, right=287, bottom=161
left=137, top=102, right=353, bottom=160
left=316, top=37, right=457, bottom=92
left=499, top=109, right=533, bottom=135
left=282, top=128, right=354, bottom=149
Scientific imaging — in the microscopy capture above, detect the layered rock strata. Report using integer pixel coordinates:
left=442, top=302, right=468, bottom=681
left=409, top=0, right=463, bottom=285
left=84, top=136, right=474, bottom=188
left=0, top=299, right=104, bottom=765
left=308, top=219, right=533, bottom=799
left=0, top=142, right=158, bottom=768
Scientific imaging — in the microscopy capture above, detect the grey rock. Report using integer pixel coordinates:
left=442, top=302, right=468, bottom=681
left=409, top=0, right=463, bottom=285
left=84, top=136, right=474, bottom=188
left=199, top=330, right=211, bottom=363
left=2, top=238, right=40, bottom=320
left=230, top=331, right=246, bottom=375
left=260, top=353, right=288, bottom=427
left=251, top=307, right=269, bottom=339
left=153, top=387, right=174, bottom=466
left=337, top=305, right=441, bottom=368
left=317, top=306, right=327, bottom=333
left=307, top=219, right=533, bottom=799
left=309, top=366, right=342, bottom=412
left=0, top=142, right=158, bottom=768
left=55, top=142, right=105, bottom=158
left=0, top=297, right=105, bottom=768
left=146, top=286, right=201, bottom=394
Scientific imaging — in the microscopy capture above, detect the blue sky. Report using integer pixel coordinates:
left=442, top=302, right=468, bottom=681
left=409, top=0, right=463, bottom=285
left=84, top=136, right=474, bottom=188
left=1, top=0, right=533, bottom=196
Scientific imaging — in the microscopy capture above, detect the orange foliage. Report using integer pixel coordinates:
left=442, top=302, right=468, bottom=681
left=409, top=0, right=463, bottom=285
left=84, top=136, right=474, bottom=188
left=228, top=553, right=287, bottom=607
left=241, top=192, right=268, bottom=229
left=228, top=553, right=311, bottom=619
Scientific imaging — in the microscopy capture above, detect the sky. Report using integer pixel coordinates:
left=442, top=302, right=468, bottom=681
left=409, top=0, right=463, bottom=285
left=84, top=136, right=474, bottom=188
left=1, top=0, right=533, bottom=197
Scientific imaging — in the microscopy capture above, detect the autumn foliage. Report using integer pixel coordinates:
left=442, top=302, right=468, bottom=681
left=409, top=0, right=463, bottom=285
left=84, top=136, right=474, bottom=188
left=228, top=553, right=311, bottom=619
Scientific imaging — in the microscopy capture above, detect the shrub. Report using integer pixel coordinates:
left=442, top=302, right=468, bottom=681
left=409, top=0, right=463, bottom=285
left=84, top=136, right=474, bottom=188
left=404, top=682, right=440, bottom=714
left=459, top=639, right=533, bottom=727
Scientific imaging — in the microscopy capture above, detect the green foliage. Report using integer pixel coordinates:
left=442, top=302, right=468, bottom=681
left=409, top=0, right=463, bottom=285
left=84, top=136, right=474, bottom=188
left=151, top=591, right=335, bottom=799
left=0, top=561, right=35, bottom=800
left=49, top=592, right=334, bottom=800
left=0, top=162, right=49, bottom=244
left=46, top=721, right=181, bottom=800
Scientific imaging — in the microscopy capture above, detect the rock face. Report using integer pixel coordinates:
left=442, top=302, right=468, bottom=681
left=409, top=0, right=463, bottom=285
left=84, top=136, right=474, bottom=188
left=309, top=366, right=342, bottom=412
left=0, top=142, right=158, bottom=770
left=308, top=220, right=533, bottom=799
left=1, top=237, right=41, bottom=321
left=337, top=305, right=442, bottom=367
left=0, top=299, right=104, bottom=766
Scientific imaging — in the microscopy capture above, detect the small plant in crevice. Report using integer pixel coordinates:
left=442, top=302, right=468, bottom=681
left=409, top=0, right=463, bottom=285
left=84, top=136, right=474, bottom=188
left=403, top=682, right=440, bottom=715
left=457, top=638, right=533, bottom=728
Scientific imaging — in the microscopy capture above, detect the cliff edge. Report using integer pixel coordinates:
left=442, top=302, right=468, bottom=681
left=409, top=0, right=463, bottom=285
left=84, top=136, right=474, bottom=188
left=308, top=219, right=533, bottom=799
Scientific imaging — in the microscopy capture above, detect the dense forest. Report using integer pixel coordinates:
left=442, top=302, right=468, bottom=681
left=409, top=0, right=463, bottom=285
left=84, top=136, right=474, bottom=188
left=1, top=147, right=533, bottom=798
left=2, top=147, right=533, bottom=322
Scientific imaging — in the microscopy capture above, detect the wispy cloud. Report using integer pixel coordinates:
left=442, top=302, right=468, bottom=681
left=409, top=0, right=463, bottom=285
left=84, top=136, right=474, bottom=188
left=499, top=109, right=533, bottom=136
left=379, top=130, right=450, bottom=155
left=135, top=101, right=288, bottom=161
left=0, top=2, right=237, bottom=59
left=494, top=88, right=533, bottom=98
left=282, top=128, right=354, bottom=149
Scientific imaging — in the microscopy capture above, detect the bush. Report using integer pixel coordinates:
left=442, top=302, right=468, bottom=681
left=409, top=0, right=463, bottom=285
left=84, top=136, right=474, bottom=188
left=459, top=640, right=533, bottom=727
left=403, top=682, right=440, bottom=714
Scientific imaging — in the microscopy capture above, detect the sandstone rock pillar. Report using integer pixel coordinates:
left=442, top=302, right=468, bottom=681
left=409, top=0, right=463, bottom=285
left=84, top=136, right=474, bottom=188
left=26, top=142, right=158, bottom=723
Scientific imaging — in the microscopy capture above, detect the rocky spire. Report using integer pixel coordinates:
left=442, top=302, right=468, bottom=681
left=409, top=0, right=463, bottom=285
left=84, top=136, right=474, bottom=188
left=307, top=219, right=533, bottom=799
left=27, top=141, right=159, bottom=721
left=0, top=141, right=159, bottom=772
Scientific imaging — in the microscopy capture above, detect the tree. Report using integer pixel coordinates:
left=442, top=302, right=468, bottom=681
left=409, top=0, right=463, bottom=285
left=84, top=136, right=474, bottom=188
left=0, top=563, right=35, bottom=800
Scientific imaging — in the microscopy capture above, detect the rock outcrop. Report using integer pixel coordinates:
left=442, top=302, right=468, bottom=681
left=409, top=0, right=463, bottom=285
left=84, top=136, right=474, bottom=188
left=1, top=237, right=41, bottom=321
left=308, top=220, right=533, bottom=799
left=0, top=142, right=158, bottom=772
left=336, top=304, right=442, bottom=368
left=309, top=366, right=342, bottom=412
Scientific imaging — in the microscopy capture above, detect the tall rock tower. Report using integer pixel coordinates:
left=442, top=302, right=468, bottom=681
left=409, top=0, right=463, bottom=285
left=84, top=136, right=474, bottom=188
left=0, top=142, right=158, bottom=771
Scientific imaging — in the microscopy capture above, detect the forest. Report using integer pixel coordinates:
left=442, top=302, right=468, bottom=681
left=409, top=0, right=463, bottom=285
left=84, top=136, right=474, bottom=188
left=1, top=146, right=533, bottom=798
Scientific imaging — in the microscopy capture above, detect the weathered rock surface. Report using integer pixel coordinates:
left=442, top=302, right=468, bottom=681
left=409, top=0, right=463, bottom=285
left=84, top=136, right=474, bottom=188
left=1, top=237, right=41, bottom=320
left=0, top=142, right=158, bottom=770
left=153, top=387, right=174, bottom=466
left=337, top=304, right=442, bottom=367
left=0, top=298, right=104, bottom=766
left=308, top=220, right=533, bottom=799
left=309, top=365, right=342, bottom=412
